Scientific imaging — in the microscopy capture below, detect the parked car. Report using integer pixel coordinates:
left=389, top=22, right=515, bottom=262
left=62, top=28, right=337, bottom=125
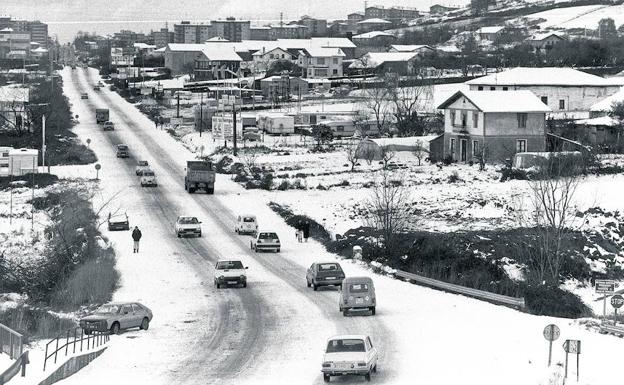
left=235, top=214, right=258, bottom=235
left=243, top=127, right=261, bottom=142
left=175, top=216, right=202, bottom=237
left=107, top=213, right=129, bottom=231
left=93, top=85, right=100, bottom=91
left=135, top=160, right=150, bottom=175
left=79, top=302, right=153, bottom=335
left=116, top=144, right=129, bottom=158
left=140, top=169, right=157, bottom=187
left=306, top=262, right=345, bottom=291
left=214, top=259, right=248, bottom=288
left=321, top=335, right=378, bottom=382
left=80, top=93, right=88, bottom=99
left=339, top=277, right=376, bottom=316
left=103, top=121, right=115, bottom=131
left=250, top=231, right=280, bottom=252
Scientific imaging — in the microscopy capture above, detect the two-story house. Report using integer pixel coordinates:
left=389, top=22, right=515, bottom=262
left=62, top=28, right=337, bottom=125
left=430, top=90, right=552, bottom=163
left=298, top=47, right=345, bottom=79
left=252, top=47, right=294, bottom=72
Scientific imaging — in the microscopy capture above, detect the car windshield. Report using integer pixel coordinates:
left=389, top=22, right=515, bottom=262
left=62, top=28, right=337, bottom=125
left=143, top=171, right=154, bottom=176
left=326, top=339, right=366, bottom=353
left=349, top=283, right=369, bottom=293
left=179, top=217, right=198, bottom=224
left=318, top=263, right=341, bottom=272
left=259, top=232, right=277, bottom=239
left=216, top=261, right=244, bottom=270
left=243, top=217, right=255, bottom=223
left=138, top=161, right=148, bottom=166
left=95, top=304, right=120, bottom=314
left=117, top=145, right=128, bottom=150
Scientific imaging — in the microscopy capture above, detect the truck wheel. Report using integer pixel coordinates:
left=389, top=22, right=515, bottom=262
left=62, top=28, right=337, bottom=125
left=371, top=306, right=376, bottom=316
left=342, top=309, right=348, bottom=317
left=207, top=188, right=214, bottom=194
left=313, top=283, right=318, bottom=291
left=242, top=282, right=247, bottom=288
left=306, top=279, right=311, bottom=288
left=365, top=372, right=371, bottom=381
left=323, top=374, right=330, bottom=382
left=177, top=232, right=181, bottom=238
left=198, top=232, right=202, bottom=238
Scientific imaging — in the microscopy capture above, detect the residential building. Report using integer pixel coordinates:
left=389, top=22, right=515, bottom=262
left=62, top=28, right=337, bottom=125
left=174, top=22, right=214, bottom=44
left=0, top=29, right=31, bottom=59
left=113, top=29, right=150, bottom=47
left=250, top=27, right=271, bottom=41
left=260, top=75, right=308, bottom=100
left=347, top=12, right=366, bottom=26
left=430, top=4, right=459, bottom=14
left=328, top=21, right=352, bottom=37
left=356, top=18, right=393, bottom=33
left=365, top=6, right=419, bottom=21
left=152, top=28, right=174, bottom=48
left=298, top=47, right=345, bottom=78
left=349, top=51, right=420, bottom=75
left=466, top=67, right=624, bottom=119
left=26, top=21, right=48, bottom=45
left=525, top=32, right=565, bottom=52
left=269, top=24, right=310, bottom=40
left=477, top=26, right=505, bottom=41
left=212, top=18, right=251, bottom=42
left=388, top=44, right=435, bottom=55
left=299, top=16, right=328, bottom=37
left=252, top=47, right=294, bottom=72
left=193, top=45, right=243, bottom=80
left=430, top=90, right=551, bottom=163
left=352, top=31, right=397, bottom=48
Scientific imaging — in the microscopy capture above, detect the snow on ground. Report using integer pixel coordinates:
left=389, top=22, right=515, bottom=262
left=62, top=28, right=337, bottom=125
left=520, top=4, right=617, bottom=29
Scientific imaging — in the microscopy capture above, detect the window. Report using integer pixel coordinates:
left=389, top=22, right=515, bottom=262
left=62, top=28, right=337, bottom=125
left=490, top=86, right=496, bottom=91
left=559, top=99, right=565, bottom=110
left=473, top=112, right=478, bottom=128
left=333, top=69, right=338, bottom=75
left=517, top=113, right=527, bottom=128
left=541, top=96, right=548, bottom=105
left=477, top=86, right=483, bottom=91
left=461, top=111, right=467, bottom=127
left=333, top=57, right=338, bottom=64
left=317, top=57, right=325, bottom=65
left=336, top=125, right=345, bottom=132
left=502, top=86, right=508, bottom=91
left=281, top=54, right=285, bottom=59
left=450, top=110, right=456, bottom=126
left=450, top=138, right=456, bottom=155
left=472, top=140, right=479, bottom=156
left=516, top=139, right=527, bottom=153
left=269, top=53, right=274, bottom=59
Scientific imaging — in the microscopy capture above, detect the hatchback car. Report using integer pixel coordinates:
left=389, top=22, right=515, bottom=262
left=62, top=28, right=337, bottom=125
left=306, top=262, right=345, bottom=291
left=116, top=144, right=129, bottom=158
left=175, top=216, right=202, bottom=237
left=339, top=277, right=376, bottom=316
left=103, top=121, right=115, bottom=131
left=235, top=214, right=258, bottom=235
left=321, top=335, right=378, bottom=382
left=135, top=160, right=149, bottom=175
left=214, top=259, right=248, bottom=288
left=79, top=302, right=153, bottom=335
left=250, top=231, right=280, bottom=252
left=80, top=93, right=88, bottom=99
left=107, top=213, right=129, bottom=231
left=140, top=169, right=157, bottom=187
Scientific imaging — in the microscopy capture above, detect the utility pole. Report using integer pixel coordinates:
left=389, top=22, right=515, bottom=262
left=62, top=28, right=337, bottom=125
left=199, top=91, right=203, bottom=137
left=177, top=93, right=180, bottom=118
left=31, top=157, right=35, bottom=231
left=233, top=104, right=238, bottom=156
left=41, top=115, right=46, bottom=171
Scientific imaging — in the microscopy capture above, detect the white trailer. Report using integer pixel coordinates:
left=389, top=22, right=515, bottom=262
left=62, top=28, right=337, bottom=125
left=8, top=148, right=38, bottom=176
left=256, top=113, right=295, bottom=135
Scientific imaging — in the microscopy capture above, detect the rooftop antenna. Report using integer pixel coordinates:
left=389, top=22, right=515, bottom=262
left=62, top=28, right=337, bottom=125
left=280, top=12, right=283, bottom=28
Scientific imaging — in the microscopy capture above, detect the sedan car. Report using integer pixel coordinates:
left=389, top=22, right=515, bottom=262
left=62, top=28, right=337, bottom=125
left=250, top=231, right=280, bottom=253
left=214, top=259, right=248, bottom=288
left=80, top=93, right=88, bottom=99
left=107, top=213, right=129, bottom=231
left=322, top=335, right=378, bottom=382
left=79, top=302, right=153, bottom=335
left=140, top=169, right=157, bottom=187
left=135, top=160, right=150, bottom=175
left=175, top=215, right=202, bottom=237
left=103, top=121, right=115, bottom=131
left=116, top=144, right=129, bottom=158
left=306, top=262, right=345, bottom=291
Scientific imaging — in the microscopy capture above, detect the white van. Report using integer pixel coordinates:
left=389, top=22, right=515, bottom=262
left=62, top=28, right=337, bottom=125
left=235, top=215, right=258, bottom=235
left=140, top=169, right=157, bottom=187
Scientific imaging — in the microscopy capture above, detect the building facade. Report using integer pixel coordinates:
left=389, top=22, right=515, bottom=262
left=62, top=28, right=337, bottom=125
left=212, top=19, right=251, bottom=42
left=298, top=47, right=344, bottom=78
left=152, top=28, right=175, bottom=48
left=300, top=16, right=328, bottom=37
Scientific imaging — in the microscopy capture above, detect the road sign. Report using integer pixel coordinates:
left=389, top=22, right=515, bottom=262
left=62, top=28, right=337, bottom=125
left=563, top=340, right=581, bottom=354
left=611, top=294, right=624, bottom=309
left=595, top=279, right=616, bottom=294
left=543, top=324, right=560, bottom=341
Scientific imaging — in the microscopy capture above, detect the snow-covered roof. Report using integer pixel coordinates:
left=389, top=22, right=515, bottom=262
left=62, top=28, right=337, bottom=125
left=390, top=44, right=434, bottom=52
left=199, top=45, right=242, bottom=62
left=166, top=43, right=206, bottom=52
left=350, top=52, right=418, bottom=68
left=357, top=18, right=392, bottom=24
left=467, top=67, right=617, bottom=87
left=134, top=43, right=156, bottom=49
left=576, top=116, right=618, bottom=127
left=301, top=47, right=345, bottom=58
left=32, top=47, right=48, bottom=53
left=526, top=32, right=566, bottom=41
left=0, top=86, right=29, bottom=103
left=8, top=148, right=38, bottom=156
left=590, top=89, right=624, bottom=112
left=477, top=26, right=505, bottom=34
left=438, top=90, right=552, bottom=113
left=251, top=47, right=290, bottom=56
left=353, top=31, right=395, bottom=39
left=0, top=27, right=13, bottom=32
left=206, top=36, right=229, bottom=42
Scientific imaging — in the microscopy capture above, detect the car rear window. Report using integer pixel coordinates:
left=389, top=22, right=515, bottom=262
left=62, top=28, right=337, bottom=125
left=139, top=161, right=148, bottom=166
left=326, top=339, right=366, bottom=353
left=143, top=171, right=154, bottom=176
left=179, top=217, right=198, bottom=224
left=349, top=283, right=369, bottom=293
left=318, top=263, right=341, bottom=272
left=243, top=217, right=255, bottom=223
left=259, top=232, right=277, bottom=239
left=216, top=261, right=244, bottom=270
left=118, top=145, right=128, bottom=150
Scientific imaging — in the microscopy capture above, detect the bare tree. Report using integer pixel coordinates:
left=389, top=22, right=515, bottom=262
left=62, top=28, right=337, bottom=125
left=473, top=143, right=488, bottom=171
left=413, top=139, right=428, bottom=166
left=241, top=150, right=259, bottom=175
left=344, top=140, right=359, bottom=172
left=360, top=86, right=390, bottom=135
left=384, top=72, right=435, bottom=137
left=0, top=89, right=30, bottom=136
left=365, top=169, right=412, bottom=253
left=380, top=146, right=395, bottom=170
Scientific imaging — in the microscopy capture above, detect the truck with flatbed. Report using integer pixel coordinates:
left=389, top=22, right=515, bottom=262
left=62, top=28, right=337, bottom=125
left=184, top=160, right=215, bottom=194
left=96, top=108, right=109, bottom=124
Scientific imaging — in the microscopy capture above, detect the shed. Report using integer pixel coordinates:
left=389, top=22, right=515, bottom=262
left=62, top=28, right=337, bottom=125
left=8, top=148, right=38, bottom=176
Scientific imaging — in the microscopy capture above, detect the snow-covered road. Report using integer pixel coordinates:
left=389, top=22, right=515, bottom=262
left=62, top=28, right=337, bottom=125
left=49, top=67, right=622, bottom=385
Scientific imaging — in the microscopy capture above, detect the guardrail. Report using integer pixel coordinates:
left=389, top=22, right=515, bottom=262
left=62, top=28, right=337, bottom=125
left=393, top=269, right=526, bottom=309
left=0, top=351, right=29, bottom=385
left=43, top=328, right=110, bottom=371
left=0, top=323, right=23, bottom=360
left=599, top=322, right=624, bottom=337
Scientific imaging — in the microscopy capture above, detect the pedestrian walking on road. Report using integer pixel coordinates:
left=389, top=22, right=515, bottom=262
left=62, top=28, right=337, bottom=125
left=302, top=221, right=310, bottom=243
left=132, top=226, right=142, bottom=253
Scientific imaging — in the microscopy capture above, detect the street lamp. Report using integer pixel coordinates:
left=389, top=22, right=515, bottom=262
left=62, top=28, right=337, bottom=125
left=95, top=163, right=101, bottom=180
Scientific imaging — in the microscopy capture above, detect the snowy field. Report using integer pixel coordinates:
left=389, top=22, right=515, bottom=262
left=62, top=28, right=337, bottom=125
left=519, top=4, right=624, bottom=30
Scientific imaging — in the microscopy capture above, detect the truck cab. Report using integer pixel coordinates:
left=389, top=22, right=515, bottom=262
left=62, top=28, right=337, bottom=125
left=184, top=160, right=216, bottom=194
left=96, top=108, right=110, bottom=124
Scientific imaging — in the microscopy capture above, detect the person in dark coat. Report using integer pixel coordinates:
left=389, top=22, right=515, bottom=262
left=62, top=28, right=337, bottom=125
left=302, top=221, right=310, bottom=242
left=132, top=226, right=142, bottom=253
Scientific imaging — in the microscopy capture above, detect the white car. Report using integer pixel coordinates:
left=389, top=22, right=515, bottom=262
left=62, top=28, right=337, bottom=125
left=175, top=216, right=202, bottom=238
left=235, top=214, right=258, bottom=235
left=214, top=260, right=248, bottom=288
left=135, top=160, right=149, bottom=175
left=322, top=335, right=378, bottom=382
left=140, top=169, right=157, bottom=187
left=250, top=231, right=280, bottom=252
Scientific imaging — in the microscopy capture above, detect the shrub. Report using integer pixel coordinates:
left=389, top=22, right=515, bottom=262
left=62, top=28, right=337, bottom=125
left=522, top=284, right=592, bottom=318
left=292, top=179, right=306, bottom=189
left=233, top=173, right=249, bottom=183
left=260, top=173, right=274, bottom=190
left=447, top=171, right=461, bottom=183
left=277, top=179, right=290, bottom=190
left=499, top=167, right=529, bottom=182
left=443, top=155, right=453, bottom=165
left=0, top=173, right=59, bottom=191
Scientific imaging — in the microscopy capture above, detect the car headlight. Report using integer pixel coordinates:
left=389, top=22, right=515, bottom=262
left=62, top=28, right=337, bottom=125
left=240, top=275, right=246, bottom=280
left=365, top=296, right=370, bottom=301
left=348, top=296, right=354, bottom=301
left=275, top=239, right=280, bottom=243
left=322, top=362, right=332, bottom=368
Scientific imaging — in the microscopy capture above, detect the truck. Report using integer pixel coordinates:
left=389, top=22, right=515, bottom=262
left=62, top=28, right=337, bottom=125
left=96, top=108, right=109, bottom=124
left=184, top=160, right=215, bottom=194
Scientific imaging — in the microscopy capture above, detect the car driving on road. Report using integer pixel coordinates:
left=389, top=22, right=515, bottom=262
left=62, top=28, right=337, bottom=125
left=214, top=259, right=248, bottom=288
left=103, top=121, right=115, bottom=131
left=79, top=302, right=153, bottom=335
left=321, top=335, right=378, bottom=382
left=306, top=262, right=345, bottom=291
left=80, top=93, right=88, bottom=99
left=250, top=231, right=280, bottom=252
left=339, top=277, right=376, bottom=316
left=135, top=160, right=150, bottom=175
left=116, top=144, right=129, bottom=158
left=235, top=214, right=258, bottom=235
left=140, top=169, right=157, bottom=187
left=175, top=215, right=202, bottom=237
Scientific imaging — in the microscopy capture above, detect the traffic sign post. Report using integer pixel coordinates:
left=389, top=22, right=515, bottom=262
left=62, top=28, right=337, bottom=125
left=562, top=340, right=581, bottom=383
left=611, top=294, right=624, bottom=325
left=595, top=279, right=616, bottom=319
left=543, top=324, right=560, bottom=366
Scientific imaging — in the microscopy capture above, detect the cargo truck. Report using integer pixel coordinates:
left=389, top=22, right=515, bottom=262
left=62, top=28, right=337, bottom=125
left=184, top=160, right=215, bottom=194
left=96, top=108, right=109, bottom=124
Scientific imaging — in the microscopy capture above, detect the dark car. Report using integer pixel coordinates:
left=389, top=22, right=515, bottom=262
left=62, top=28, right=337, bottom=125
left=80, top=302, right=153, bottom=335
left=103, top=121, right=115, bottom=131
left=116, top=144, right=129, bottom=158
left=108, top=213, right=129, bottom=231
left=306, top=262, right=345, bottom=291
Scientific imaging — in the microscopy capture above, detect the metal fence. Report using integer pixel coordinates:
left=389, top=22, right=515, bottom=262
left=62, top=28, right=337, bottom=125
left=43, top=328, right=110, bottom=371
left=0, top=351, right=29, bottom=385
left=0, top=323, right=23, bottom=360
left=394, top=269, right=526, bottom=309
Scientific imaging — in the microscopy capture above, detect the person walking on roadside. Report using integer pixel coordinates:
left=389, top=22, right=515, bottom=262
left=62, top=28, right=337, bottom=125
left=303, top=220, right=310, bottom=243
left=132, top=226, right=142, bottom=253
